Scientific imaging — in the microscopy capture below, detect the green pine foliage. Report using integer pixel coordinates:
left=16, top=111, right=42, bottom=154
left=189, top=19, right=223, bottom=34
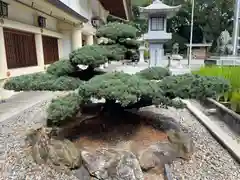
left=51, top=76, right=83, bottom=91
left=103, top=44, right=127, bottom=60
left=96, top=22, right=138, bottom=41
left=4, top=73, right=82, bottom=91
left=47, top=93, right=83, bottom=127
left=78, top=71, right=176, bottom=107
left=46, top=59, right=78, bottom=77
left=136, top=67, right=171, bottom=80
left=69, top=45, right=109, bottom=66
left=118, top=38, right=140, bottom=49
left=159, top=74, right=231, bottom=100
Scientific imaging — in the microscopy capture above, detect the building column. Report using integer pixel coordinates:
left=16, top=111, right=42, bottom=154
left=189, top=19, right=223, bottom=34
left=0, top=26, right=7, bottom=79
left=58, top=38, right=63, bottom=59
left=72, top=28, right=82, bottom=50
left=86, top=35, right=94, bottom=45
left=35, top=33, right=44, bottom=70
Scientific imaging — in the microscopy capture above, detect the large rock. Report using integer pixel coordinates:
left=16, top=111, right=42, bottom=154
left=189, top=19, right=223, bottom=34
left=134, top=142, right=179, bottom=173
left=137, top=110, right=181, bottom=132
left=25, top=127, right=82, bottom=173
left=81, top=148, right=144, bottom=180
left=73, top=166, right=93, bottom=180
left=167, top=130, right=194, bottom=160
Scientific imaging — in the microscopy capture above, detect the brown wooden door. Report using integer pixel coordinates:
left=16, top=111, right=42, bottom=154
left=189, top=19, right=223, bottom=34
left=4, top=28, right=37, bottom=69
left=42, top=36, right=59, bottom=64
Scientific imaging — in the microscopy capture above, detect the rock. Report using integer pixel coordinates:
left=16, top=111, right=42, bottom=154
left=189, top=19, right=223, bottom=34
left=25, top=127, right=82, bottom=173
left=81, top=148, right=144, bottom=180
left=73, top=166, right=92, bottom=180
left=136, top=142, right=179, bottom=173
left=137, top=110, right=181, bottom=132
left=167, top=130, right=194, bottom=160
left=144, top=173, right=164, bottom=180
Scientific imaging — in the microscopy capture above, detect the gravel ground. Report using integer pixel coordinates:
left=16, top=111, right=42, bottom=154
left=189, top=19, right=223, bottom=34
left=153, top=107, right=240, bottom=180
left=1, top=101, right=240, bottom=180
left=1, top=101, right=78, bottom=180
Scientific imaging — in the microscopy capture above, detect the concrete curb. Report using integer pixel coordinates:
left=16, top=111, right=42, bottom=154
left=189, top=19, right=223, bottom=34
left=182, top=99, right=240, bottom=164
left=207, top=98, right=240, bottom=121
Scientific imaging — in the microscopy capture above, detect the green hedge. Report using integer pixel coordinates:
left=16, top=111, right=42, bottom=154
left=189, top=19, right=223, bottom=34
left=4, top=73, right=82, bottom=91
left=46, top=59, right=77, bottom=77
left=136, top=67, right=171, bottom=80
left=47, top=93, right=82, bottom=127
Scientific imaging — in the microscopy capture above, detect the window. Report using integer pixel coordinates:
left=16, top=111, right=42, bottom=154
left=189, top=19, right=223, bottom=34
left=151, top=17, right=164, bottom=31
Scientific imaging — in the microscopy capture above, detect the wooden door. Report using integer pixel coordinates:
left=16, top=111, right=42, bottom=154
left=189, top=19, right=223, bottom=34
left=4, top=28, right=37, bottom=69
left=42, top=36, right=59, bottom=64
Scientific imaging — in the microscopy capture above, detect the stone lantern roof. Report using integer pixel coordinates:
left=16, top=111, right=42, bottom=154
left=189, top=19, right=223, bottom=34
left=140, top=0, right=181, bottom=18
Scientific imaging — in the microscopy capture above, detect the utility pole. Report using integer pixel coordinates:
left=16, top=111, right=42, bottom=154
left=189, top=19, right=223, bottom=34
left=232, top=0, right=240, bottom=56
left=188, top=0, right=195, bottom=67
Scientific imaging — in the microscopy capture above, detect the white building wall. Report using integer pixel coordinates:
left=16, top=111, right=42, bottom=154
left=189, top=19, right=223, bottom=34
left=60, top=0, right=92, bottom=20
left=7, top=0, right=58, bottom=31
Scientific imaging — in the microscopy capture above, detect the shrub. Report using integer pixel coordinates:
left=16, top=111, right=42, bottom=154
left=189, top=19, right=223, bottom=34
left=137, top=67, right=171, bottom=80
left=69, top=45, right=109, bottom=66
left=47, top=93, right=83, bottom=127
left=193, top=66, right=240, bottom=91
left=4, top=73, right=55, bottom=91
left=159, top=74, right=230, bottom=100
left=52, top=76, right=83, bottom=91
left=118, top=38, right=140, bottom=49
left=78, top=72, right=179, bottom=108
left=193, top=66, right=240, bottom=101
left=4, top=73, right=82, bottom=91
left=96, top=22, right=138, bottom=41
left=47, top=59, right=78, bottom=77
left=103, top=44, right=127, bottom=60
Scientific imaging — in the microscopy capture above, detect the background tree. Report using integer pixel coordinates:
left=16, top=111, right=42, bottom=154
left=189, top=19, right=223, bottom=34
left=132, top=0, right=234, bottom=53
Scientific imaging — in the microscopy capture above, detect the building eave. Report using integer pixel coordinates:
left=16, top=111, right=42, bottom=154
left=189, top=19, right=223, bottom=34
left=45, top=0, right=88, bottom=23
left=99, top=0, right=132, bottom=20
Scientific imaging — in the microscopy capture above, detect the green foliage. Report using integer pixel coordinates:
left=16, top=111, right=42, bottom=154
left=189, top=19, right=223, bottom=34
left=118, top=38, right=140, bottom=49
left=159, top=74, right=230, bottom=100
left=51, top=76, right=83, bottom=91
left=144, top=50, right=149, bottom=59
left=69, top=45, right=109, bottom=66
left=4, top=73, right=82, bottom=91
left=137, top=67, right=171, bottom=80
left=46, top=59, right=77, bottom=77
left=193, top=66, right=240, bottom=101
left=78, top=72, right=181, bottom=108
left=230, top=91, right=240, bottom=112
left=47, top=93, right=82, bottom=127
left=103, top=44, right=127, bottom=60
left=193, top=66, right=240, bottom=92
left=96, top=22, right=138, bottom=41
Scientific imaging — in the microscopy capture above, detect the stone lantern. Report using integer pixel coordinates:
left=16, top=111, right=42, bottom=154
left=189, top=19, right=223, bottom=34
left=140, top=0, right=181, bottom=67
left=137, top=36, right=146, bottom=64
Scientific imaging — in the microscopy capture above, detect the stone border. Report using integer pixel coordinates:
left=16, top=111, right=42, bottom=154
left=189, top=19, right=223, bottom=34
left=207, top=98, right=240, bottom=121
left=182, top=100, right=240, bottom=164
left=203, top=98, right=240, bottom=135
